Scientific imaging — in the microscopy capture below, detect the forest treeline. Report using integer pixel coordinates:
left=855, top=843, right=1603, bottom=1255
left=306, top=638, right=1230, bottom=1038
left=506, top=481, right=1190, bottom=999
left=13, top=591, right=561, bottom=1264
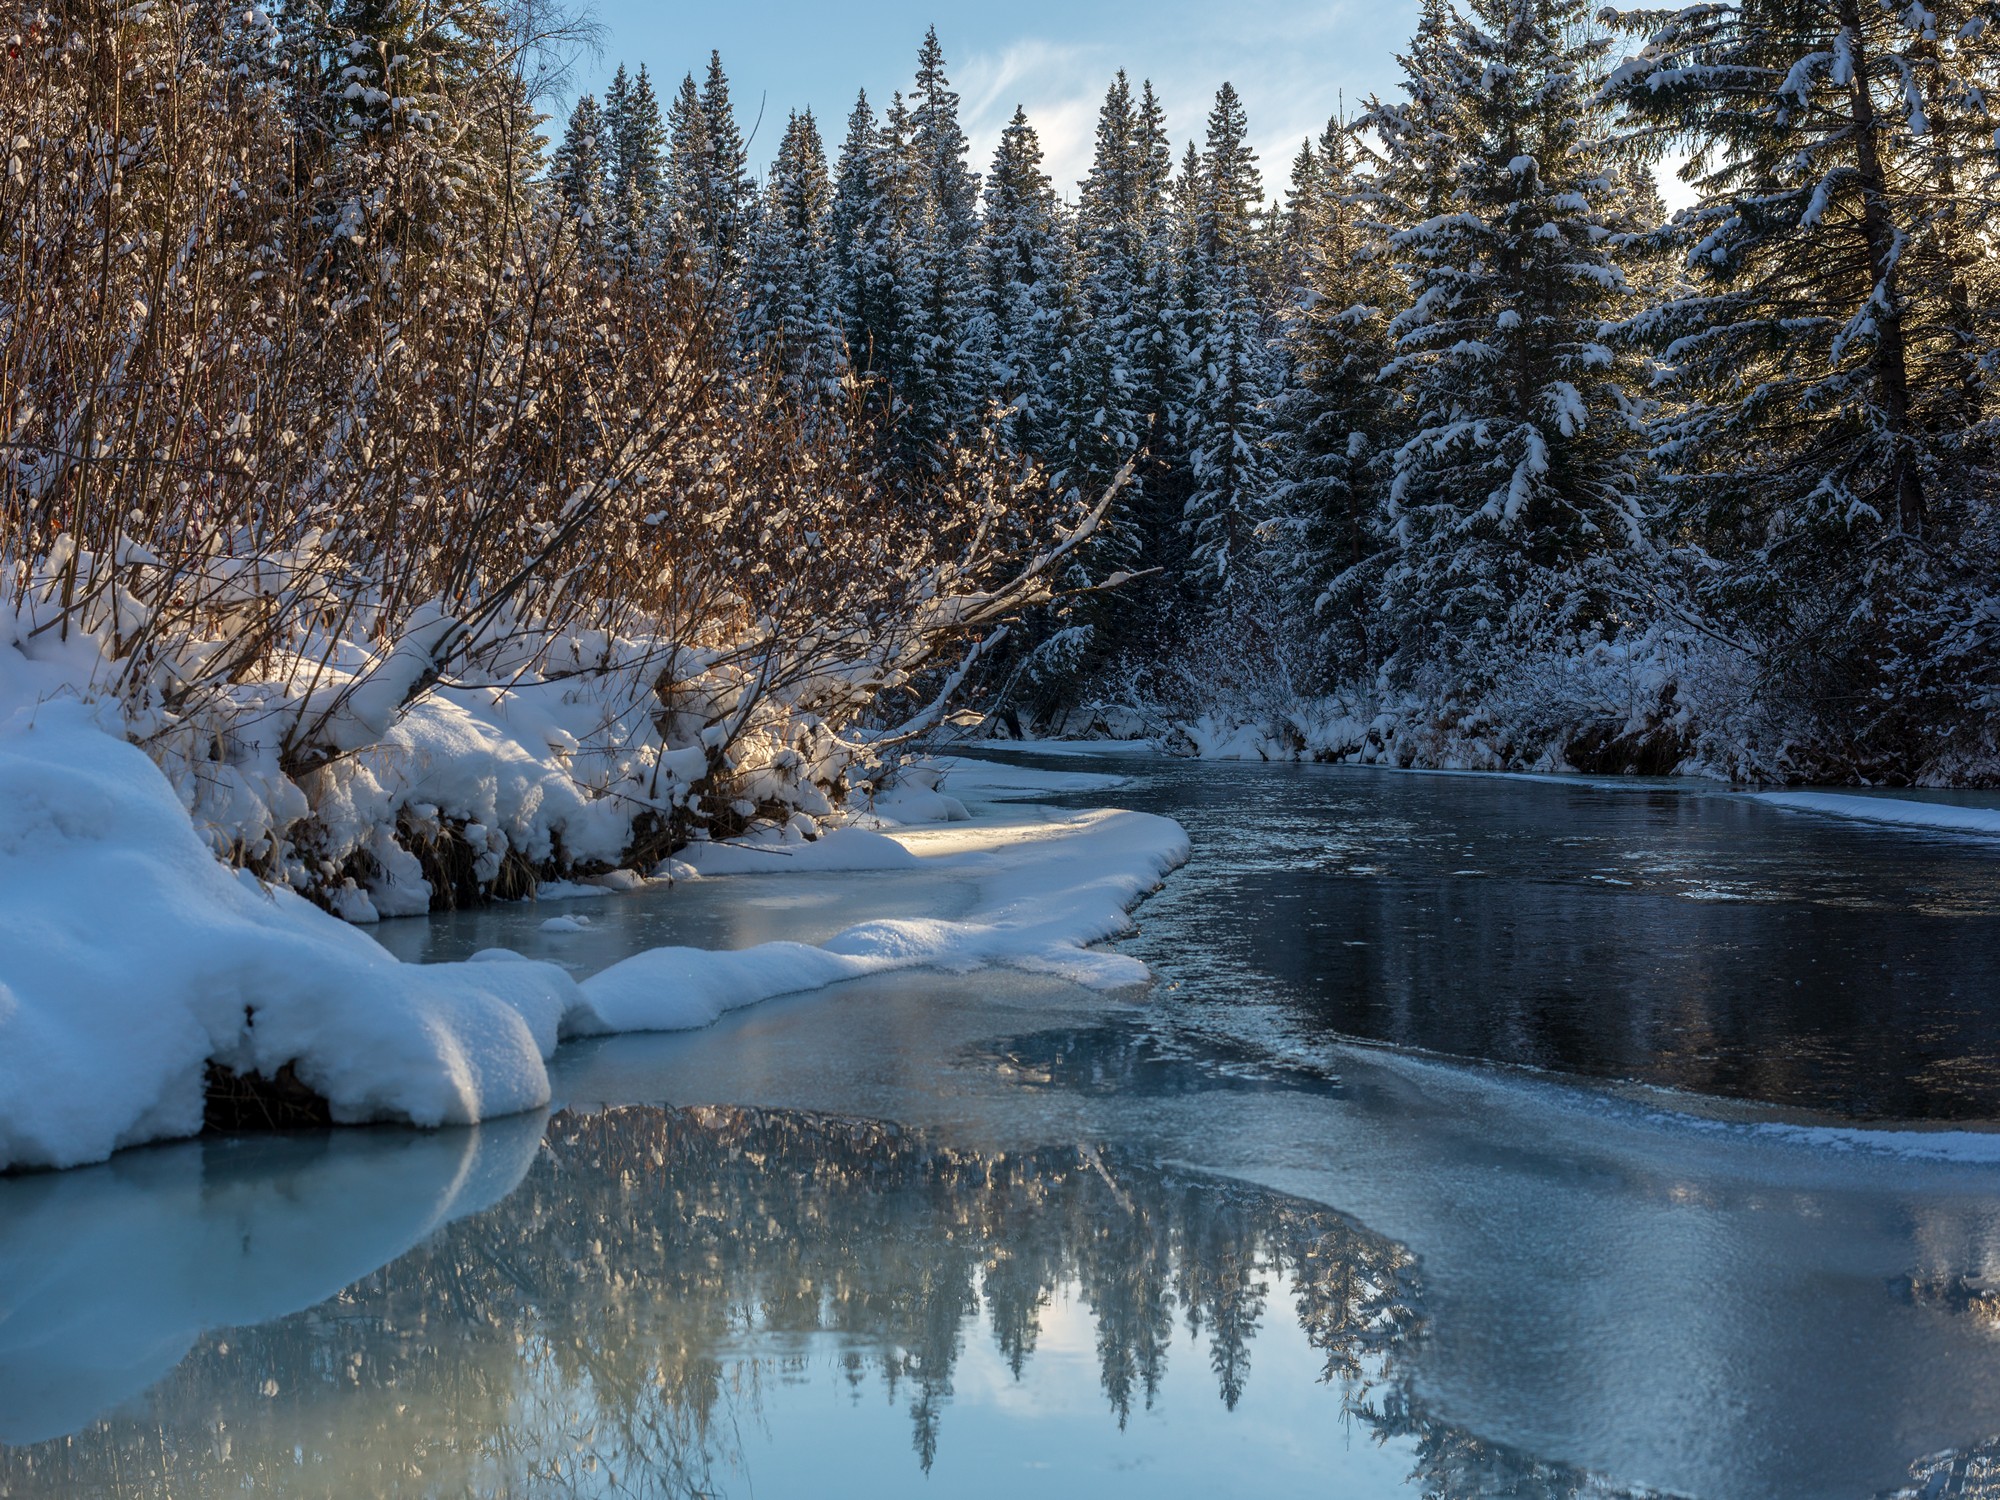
left=545, top=0, right=2000, bottom=782
left=4, top=0, right=1997, bottom=832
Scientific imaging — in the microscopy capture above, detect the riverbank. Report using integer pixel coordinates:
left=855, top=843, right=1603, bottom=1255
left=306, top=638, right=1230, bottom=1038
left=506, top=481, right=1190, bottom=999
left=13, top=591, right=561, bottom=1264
left=0, top=704, right=1186, bottom=1173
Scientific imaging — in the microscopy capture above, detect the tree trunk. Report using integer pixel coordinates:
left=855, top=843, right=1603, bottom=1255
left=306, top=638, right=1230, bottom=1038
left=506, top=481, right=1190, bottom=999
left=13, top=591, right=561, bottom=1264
left=1839, top=0, right=1926, bottom=534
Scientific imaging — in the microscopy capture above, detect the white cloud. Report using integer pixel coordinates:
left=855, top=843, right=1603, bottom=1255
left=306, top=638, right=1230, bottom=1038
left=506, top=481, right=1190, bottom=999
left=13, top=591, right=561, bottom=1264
left=952, top=5, right=1415, bottom=204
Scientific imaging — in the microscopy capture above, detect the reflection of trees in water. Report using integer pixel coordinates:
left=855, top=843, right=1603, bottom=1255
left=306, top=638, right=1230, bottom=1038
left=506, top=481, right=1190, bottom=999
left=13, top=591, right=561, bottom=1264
left=1, top=1103, right=1943, bottom=1500
left=0, top=1106, right=1417, bottom=1496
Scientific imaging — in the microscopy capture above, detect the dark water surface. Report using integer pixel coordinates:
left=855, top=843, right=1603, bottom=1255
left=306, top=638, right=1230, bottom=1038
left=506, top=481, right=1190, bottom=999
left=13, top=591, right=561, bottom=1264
left=1006, top=752, right=2000, bottom=1121
left=6, top=754, right=2000, bottom=1499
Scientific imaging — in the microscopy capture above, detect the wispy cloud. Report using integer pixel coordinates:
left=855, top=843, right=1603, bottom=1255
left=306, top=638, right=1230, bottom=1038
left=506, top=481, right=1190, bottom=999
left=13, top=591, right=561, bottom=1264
left=953, top=5, right=1414, bottom=204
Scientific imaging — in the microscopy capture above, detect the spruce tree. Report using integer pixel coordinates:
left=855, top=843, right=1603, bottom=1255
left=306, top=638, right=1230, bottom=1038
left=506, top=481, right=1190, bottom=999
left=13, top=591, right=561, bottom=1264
left=1060, top=72, right=1147, bottom=507
left=979, top=106, right=1070, bottom=452
left=1378, top=0, right=1644, bottom=688
left=1267, top=115, right=1401, bottom=676
left=607, top=63, right=667, bottom=247
left=1125, top=80, right=1196, bottom=587
left=664, top=71, right=713, bottom=256
left=830, top=88, right=908, bottom=392
left=744, top=110, right=844, bottom=395
left=1181, top=82, right=1279, bottom=599
left=320, top=0, right=537, bottom=246
left=1604, top=0, right=2000, bottom=768
left=550, top=93, right=611, bottom=230
left=898, top=28, right=985, bottom=458
left=699, top=52, right=757, bottom=285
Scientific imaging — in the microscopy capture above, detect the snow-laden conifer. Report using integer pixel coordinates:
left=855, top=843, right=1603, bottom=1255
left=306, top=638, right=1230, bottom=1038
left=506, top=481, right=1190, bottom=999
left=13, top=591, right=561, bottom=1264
left=1376, top=0, right=1645, bottom=687
left=1181, top=83, right=1280, bottom=598
left=978, top=107, right=1072, bottom=454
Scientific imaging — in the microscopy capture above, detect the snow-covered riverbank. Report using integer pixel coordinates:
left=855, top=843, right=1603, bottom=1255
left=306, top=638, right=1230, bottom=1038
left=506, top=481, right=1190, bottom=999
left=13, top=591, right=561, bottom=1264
left=0, top=709, right=1187, bottom=1174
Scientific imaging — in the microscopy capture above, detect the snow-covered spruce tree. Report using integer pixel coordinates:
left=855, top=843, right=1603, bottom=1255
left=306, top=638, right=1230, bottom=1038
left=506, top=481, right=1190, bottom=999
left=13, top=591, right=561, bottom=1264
left=830, top=89, right=911, bottom=402
left=663, top=69, right=711, bottom=247
left=1266, top=115, right=1403, bottom=678
left=743, top=110, right=846, bottom=398
left=699, top=51, right=758, bottom=288
left=1124, top=81, right=1198, bottom=587
left=1375, top=0, right=1645, bottom=699
left=604, top=63, right=668, bottom=254
left=662, top=56, right=755, bottom=292
left=1181, top=82, right=1280, bottom=604
left=1025, top=73, right=1189, bottom=712
left=1603, top=0, right=2000, bottom=777
left=896, top=28, right=987, bottom=464
left=979, top=106, right=1072, bottom=455
left=1054, top=74, right=1148, bottom=533
left=311, top=0, right=546, bottom=290
left=550, top=92, right=612, bottom=231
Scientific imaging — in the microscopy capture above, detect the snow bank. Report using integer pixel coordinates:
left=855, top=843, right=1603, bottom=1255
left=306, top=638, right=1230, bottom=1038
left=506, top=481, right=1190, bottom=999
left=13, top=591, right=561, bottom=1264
left=0, top=694, right=1186, bottom=1171
left=684, top=825, right=921, bottom=873
left=0, top=701, right=587, bottom=1171
left=581, top=808, right=1190, bottom=1030
left=1751, top=791, right=2000, bottom=838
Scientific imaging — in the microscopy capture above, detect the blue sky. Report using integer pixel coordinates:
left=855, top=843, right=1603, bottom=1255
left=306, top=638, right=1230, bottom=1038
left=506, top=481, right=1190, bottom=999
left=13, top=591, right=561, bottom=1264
left=563, top=1, right=1424, bottom=204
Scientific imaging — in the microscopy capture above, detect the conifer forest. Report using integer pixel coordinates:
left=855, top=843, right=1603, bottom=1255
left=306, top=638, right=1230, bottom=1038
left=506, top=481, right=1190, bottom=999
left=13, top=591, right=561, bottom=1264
left=6, top=0, right=1998, bottom=813
left=12, top=8, right=2000, bottom=1498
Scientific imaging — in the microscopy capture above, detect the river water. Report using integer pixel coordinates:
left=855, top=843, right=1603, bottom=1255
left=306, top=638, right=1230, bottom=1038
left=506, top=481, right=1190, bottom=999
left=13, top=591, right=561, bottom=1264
left=5, top=751, right=2000, bottom=1499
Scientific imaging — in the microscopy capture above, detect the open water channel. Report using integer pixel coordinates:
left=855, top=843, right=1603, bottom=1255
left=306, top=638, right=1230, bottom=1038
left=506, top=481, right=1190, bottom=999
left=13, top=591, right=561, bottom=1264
left=5, top=750, right=2000, bottom=1499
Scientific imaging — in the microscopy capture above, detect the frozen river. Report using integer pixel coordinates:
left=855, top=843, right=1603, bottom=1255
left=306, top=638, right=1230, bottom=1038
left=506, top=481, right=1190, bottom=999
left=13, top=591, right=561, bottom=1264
left=5, top=750, right=2000, bottom=1498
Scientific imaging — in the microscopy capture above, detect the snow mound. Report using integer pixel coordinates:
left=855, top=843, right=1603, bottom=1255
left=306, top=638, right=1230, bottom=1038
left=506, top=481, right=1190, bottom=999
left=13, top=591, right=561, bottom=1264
left=684, top=825, right=921, bottom=874
left=0, top=718, right=1188, bottom=1173
left=1752, top=791, right=2000, bottom=838
left=580, top=808, right=1189, bottom=1031
left=0, top=702, right=587, bottom=1172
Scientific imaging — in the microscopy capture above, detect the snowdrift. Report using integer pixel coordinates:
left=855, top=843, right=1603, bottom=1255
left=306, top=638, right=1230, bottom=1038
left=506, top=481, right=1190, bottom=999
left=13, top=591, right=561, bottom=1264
left=0, top=700, right=1188, bottom=1173
left=0, top=702, right=586, bottom=1172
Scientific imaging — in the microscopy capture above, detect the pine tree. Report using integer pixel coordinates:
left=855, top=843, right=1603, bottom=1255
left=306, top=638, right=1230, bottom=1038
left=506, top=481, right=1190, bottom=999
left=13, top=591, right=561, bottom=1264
left=1181, top=82, right=1279, bottom=599
left=1377, top=0, right=1644, bottom=687
left=979, top=106, right=1070, bottom=452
